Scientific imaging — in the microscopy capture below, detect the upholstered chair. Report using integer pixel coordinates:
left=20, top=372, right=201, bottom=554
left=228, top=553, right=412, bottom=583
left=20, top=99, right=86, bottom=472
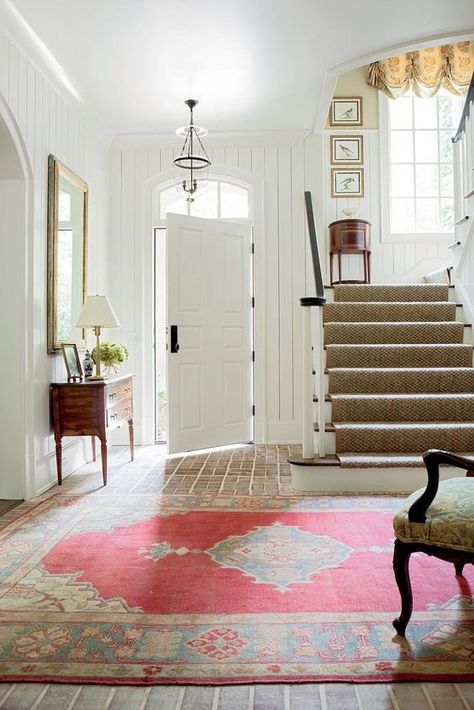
left=392, top=449, right=474, bottom=636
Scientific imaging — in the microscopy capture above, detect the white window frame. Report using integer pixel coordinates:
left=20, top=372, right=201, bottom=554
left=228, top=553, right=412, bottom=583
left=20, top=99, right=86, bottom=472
left=156, top=176, right=253, bottom=225
left=379, top=92, right=458, bottom=243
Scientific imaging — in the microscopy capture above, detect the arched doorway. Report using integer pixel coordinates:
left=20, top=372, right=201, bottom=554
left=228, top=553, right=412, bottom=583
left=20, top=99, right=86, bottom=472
left=0, top=94, right=34, bottom=500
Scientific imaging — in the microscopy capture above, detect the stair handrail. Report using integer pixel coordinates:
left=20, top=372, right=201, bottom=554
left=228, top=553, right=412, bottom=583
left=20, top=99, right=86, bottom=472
left=452, top=70, right=474, bottom=144
left=300, top=192, right=326, bottom=459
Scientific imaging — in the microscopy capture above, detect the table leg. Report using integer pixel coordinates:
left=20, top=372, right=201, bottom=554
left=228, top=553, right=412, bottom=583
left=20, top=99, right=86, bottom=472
left=129, top=419, right=135, bottom=462
left=100, top=438, right=107, bottom=486
left=337, top=251, right=342, bottom=284
left=363, top=250, right=368, bottom=283
left=55, top=437, right=63, bottom=485
left=329, top=252, right=334, bottom=285
left=367, top=251, right=371, bottom=284
left=91, top=436, right=96, bottom=462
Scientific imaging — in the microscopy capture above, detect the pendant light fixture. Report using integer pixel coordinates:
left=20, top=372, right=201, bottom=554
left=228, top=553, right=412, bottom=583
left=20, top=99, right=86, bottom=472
left=174, top=99, right=211, bottom=201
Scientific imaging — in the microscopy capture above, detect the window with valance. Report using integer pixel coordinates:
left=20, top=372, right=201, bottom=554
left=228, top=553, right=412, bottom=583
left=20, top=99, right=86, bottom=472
left=367, top=41, right=473, bottom=99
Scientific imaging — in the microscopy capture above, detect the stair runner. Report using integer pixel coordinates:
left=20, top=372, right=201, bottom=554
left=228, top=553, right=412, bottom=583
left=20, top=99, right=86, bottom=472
left=324, top=284, right=474, bottom=467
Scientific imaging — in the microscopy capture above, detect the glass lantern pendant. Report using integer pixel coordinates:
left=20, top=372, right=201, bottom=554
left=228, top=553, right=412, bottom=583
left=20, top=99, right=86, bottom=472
left=174, top=99, right=211, bottom=201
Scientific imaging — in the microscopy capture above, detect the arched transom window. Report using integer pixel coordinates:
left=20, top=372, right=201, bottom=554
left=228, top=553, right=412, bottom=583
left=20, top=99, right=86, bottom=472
left=158, top=179, right=251, bottom=220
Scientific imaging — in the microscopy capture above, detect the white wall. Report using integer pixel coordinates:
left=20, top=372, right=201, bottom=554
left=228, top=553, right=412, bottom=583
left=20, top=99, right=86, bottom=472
left=323, top=68, right=453, bottom=283
left=0, top=26, right=110, bottom=496
left=110, top=132, right=323, bottom=444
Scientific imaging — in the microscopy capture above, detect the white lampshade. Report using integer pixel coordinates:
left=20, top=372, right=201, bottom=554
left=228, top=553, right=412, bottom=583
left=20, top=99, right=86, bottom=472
left=76, top=295, right=120, bottom=328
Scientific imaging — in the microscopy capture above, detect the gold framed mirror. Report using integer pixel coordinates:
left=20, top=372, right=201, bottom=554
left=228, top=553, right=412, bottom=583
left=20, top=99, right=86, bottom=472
left=47, top=155, right=88, bottom=354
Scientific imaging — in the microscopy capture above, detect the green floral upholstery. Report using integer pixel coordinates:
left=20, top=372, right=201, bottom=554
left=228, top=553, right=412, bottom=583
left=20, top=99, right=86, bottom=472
left=393, top=478, right=474, bottom=552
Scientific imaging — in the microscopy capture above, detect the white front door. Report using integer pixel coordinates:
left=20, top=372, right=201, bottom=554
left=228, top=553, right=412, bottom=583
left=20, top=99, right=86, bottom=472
left=166, top=213, right=253, bottom=454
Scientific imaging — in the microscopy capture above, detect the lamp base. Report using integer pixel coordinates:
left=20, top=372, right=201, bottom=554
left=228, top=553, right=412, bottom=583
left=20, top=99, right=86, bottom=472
left=86, top=375, right=105, bottom=381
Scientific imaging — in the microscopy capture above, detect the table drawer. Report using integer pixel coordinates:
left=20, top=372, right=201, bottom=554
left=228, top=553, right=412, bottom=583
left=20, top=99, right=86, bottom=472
left=106, top=378, right=133, bottom=407
left=107, top=398, right=133, bottom=429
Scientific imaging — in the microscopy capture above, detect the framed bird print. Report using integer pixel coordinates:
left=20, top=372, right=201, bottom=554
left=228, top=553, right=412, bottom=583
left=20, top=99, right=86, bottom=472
left=330, top=135, right=363, bottom=164
left=329, top=97, right=363, bottom=126
left=331, top=168, right=364, bottom=198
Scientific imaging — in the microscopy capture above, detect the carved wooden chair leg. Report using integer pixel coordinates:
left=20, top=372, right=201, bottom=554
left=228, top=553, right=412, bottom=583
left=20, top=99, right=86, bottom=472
left=454, top=560, right=465, bottom=576
left=392, top=539, right=413, bottom=636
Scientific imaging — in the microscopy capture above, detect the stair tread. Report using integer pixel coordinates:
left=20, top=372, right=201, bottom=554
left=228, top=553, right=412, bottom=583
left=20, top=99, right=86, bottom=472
left=338, top=453, right=474, bottom=468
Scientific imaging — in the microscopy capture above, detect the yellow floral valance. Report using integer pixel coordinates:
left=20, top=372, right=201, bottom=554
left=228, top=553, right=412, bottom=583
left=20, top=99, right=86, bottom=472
left=367, top=42, right=473, bottom=99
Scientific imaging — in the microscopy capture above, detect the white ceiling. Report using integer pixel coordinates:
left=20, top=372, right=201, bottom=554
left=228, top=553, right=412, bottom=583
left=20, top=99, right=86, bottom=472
left=3, top=0, right=474, bottom=135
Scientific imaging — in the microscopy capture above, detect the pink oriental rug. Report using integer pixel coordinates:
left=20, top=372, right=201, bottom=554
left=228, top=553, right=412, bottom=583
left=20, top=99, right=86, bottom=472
left=0, top=493, right=472, bottom=684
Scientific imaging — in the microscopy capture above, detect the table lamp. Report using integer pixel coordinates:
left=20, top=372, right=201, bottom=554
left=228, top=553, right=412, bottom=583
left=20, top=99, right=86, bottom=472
left=76, top=295, right=120, bottom=380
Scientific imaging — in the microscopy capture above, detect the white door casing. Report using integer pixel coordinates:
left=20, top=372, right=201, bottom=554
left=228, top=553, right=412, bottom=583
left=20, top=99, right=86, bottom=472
left=166, top=213, right=253, bottom=454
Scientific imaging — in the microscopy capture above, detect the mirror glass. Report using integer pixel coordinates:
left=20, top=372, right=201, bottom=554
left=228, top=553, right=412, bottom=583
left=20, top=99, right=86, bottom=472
left=47, top=156, right=88, bottom=353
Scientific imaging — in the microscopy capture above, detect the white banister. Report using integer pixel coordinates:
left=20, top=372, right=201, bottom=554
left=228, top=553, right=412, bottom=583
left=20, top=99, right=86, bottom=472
left=316, top=306, right=325, bottom=458
left=302, top=304, right=314, bottom=459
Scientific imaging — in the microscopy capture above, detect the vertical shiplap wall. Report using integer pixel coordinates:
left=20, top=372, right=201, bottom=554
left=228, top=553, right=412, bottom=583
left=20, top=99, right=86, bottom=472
left=0, top=27, right=110, bottom=494
left=111, top=134, right=321, bottom=443
left=323, top=130, right=452, bottom=282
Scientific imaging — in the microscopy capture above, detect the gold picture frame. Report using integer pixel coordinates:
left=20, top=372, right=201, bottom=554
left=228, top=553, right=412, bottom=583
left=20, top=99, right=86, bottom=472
left=60, top=343, right=83, bottom=381
left=330, top=135, right=363, bottom=165
left=331, top=168, right=364, bottom=198
left=329, top=97, right=363, bottom=126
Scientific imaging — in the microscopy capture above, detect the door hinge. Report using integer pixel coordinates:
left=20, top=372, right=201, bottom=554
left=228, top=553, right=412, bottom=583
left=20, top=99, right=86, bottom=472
left=252, top=405, right=255, bottom=416
left=251, top=296, right=255, bottom=308
left=252, top=350, right=255, bottom=362
left=251, top=242, right=255, bottom=254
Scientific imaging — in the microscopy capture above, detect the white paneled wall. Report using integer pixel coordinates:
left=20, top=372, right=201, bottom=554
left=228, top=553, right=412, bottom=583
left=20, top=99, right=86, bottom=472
left=110, top=133, right=322, bottom=443
left=323, top=130, right=453, bottom=283
left=0, top=27, right=110, bottom=495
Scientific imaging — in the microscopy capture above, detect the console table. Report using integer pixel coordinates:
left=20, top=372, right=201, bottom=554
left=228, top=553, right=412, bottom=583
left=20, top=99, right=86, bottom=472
left=329, top=218, right=371, bottom=285
left=50, top=374, right=134, bottom=486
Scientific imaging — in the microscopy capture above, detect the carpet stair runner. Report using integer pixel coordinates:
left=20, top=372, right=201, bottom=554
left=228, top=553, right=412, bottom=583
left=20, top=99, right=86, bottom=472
left=323, top=284, right=474, bottom=468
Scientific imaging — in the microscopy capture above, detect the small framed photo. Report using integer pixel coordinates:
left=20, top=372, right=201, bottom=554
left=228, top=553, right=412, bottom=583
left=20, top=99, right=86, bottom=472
left=61, top=343, right=83, bottom=381
left=330, top=135, right=363, bottom=164
left=330, top=97, right=363, bottom=126
left=331, top=168, right=364, bottom=198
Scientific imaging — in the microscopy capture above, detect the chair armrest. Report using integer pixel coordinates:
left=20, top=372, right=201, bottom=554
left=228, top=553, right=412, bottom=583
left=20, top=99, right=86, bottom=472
left=408, top=449, right=474, bottom=523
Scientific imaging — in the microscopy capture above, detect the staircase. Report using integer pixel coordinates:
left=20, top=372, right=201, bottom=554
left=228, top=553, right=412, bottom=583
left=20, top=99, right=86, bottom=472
left=290, top=282, right=474, bottom=492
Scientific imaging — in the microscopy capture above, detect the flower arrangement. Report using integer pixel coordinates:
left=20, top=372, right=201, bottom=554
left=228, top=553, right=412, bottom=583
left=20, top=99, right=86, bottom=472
left=92, top=341, right=128, bottom=375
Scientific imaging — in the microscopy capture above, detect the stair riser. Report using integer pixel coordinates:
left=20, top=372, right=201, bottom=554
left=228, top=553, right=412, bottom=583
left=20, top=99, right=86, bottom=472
left=315, top=398, right=474, bottom=423
left=325, top=287, right=457, bottom=304
left=324, top=302, right=461, bottom=323
left=331, top=284, right=452, bottom=303
left=325, top=345, right=473, bottom=369
left=335, top=428, right=474, bottom=454
left=324, top=323, right=471, bottom=345
left=326, top=370, right=474, bottom=394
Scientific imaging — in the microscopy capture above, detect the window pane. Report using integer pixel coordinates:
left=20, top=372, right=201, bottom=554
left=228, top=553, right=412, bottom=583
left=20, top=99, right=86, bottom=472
left=414, top=98, right=437, bottom=129
left=439, top=164, right=454, bottom=197
left=439, top=130, right=454, bottom=163
left=438, top=96, right=460, bottom=129
left=391, top=132, right=413, bottom=162
left=220, top=183, right=249, bottom=218
left=391, top=165, right=414, bottom=197
left=415, top=131, right=438, bottom=162
left=440, top=198, right=454, bottom=232
left=416, top=198, right=439, bottom=232
left=160, top=186, right=187, bottom=218
left=190, top=181, right=218, bottom=219
left=415, top=164, right=438, bottom=197
left=389, top=96, right=412, bottom=129
left=391, top=198, right=415, bottom=233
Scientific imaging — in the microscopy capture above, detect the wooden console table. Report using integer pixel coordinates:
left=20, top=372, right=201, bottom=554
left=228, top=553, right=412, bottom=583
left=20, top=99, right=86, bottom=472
left=329, top=218, right=371, bottom=285
left=51, top=374, right=134, bottom=486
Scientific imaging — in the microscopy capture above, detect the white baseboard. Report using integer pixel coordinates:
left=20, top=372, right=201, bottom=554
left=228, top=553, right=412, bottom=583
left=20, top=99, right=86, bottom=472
left=34, top=439, right=89, bottom=497
left=266, top=421, right=302, bottom=444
